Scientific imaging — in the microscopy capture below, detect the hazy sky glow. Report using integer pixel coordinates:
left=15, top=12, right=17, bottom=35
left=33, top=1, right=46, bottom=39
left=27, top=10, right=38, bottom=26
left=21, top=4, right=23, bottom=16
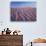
left=10, top=2, right=36, bottom=8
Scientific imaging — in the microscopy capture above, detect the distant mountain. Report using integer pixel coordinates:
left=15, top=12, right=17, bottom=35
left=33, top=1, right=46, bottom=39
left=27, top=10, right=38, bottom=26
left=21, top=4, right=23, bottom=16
left=32, top=38, right=46, bottom=43
left=10, top=7, right=36, bottom=21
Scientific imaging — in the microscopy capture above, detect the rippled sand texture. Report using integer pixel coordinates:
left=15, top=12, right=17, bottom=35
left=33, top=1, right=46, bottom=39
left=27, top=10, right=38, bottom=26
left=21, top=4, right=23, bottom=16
left=11, top=7, right=36, bottom=21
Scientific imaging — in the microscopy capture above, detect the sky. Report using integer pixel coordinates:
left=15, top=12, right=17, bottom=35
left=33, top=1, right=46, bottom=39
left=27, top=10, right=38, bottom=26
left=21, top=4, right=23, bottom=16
left=0, top=0, right=46, bottom=46
left=10, top=2, right=36, bottom=8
